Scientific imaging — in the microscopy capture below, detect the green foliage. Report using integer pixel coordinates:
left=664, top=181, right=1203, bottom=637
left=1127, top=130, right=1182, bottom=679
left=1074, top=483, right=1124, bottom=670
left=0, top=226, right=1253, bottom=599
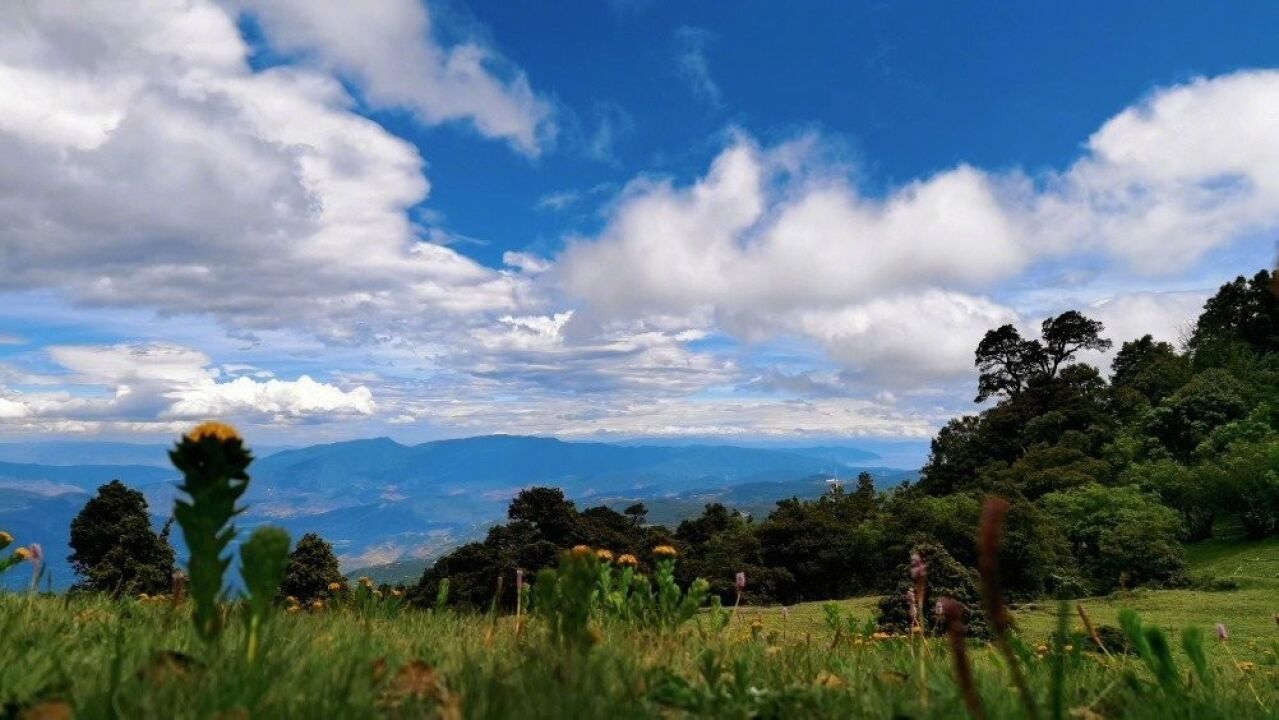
left=1197, top=437, right=1279, bottom=539
left=239, top=526, right=291, bottom=663
left=1043, top=484, right=1187, bottom=592
left=68, top=480, right=175, bottom=596
left=279, top=532, right=343, bottom=604
left=1145, top=369, right=1252, bottom=461
left=529, top=549, right=711, bottom=649
left=170, top=429, right=252, bottom=642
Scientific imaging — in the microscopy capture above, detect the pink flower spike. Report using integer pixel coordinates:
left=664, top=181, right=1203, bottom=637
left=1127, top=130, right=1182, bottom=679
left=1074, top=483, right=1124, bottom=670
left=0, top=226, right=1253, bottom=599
left=28, top=543, right=43, bottom=564
left=1215, top=623, right=1229, bottom=641
left=909, top=551, right=926, bottom=581
left=735, top=571, right=747, bottom=591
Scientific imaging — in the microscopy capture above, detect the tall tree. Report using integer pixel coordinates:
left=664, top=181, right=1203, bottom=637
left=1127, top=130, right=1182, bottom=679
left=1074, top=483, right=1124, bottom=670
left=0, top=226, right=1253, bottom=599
left=69, top=480, right=175, bottom=596
left=974, top=325, right=1042, bottom=401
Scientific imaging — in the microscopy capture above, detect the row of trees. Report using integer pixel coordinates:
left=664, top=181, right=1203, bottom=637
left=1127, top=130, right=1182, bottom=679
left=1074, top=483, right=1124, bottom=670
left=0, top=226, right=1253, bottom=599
left=411, top=269, right=1278, bottom=610
left=67, top=479, right=344, bottom=601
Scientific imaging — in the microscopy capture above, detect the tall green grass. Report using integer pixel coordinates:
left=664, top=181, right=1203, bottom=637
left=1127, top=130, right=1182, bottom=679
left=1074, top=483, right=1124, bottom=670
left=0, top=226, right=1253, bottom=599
left=1, top=584, right=1275, bottom=718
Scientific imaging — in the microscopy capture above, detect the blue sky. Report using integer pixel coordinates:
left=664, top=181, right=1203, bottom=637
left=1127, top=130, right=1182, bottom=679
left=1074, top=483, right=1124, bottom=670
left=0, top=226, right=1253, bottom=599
left=0, top=0, right=1276, bottom=449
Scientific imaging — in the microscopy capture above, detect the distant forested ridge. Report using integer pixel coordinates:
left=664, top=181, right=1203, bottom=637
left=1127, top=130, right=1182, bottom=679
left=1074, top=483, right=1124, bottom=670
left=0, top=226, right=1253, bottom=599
left=413, top=268, right=1279, bottom=610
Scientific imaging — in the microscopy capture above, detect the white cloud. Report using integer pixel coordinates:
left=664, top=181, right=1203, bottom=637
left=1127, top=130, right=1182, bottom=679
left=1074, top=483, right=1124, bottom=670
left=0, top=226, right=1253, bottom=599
left=0, top=342, right=373, bottom=429
left=556, top=71, right=1279, bottom=387
left=1039, top=71, right=1279, bottom=270
left=233, top=0, right=554, bottom=155
left=166, top=374, right=374, bottom=418
left=0, top=0, right=534, bottom=343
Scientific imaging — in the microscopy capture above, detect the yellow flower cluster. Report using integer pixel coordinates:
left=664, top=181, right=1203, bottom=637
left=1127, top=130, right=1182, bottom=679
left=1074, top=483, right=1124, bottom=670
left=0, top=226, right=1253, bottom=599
left=136, top=592, right=169, bottom=605
left=616, top=553, right=639, bottom=567
left=570, top=545, right=594, bottom=559
left=652, top=544, right=678, bottom=558
left=184, top=421, right=242, bottom=443
left=595, top=549, right=614, bottom=562
left=0, top=530, right=12, bottom=547
left=12, top=547, right=31, bottom=561
left=328, top=581, right=344, bottom=592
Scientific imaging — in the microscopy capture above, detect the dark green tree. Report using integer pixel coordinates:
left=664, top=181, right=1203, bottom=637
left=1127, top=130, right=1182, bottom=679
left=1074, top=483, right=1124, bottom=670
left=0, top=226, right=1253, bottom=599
left=1037, top=310, right=1112, bottom=377
left=1110, top=335, right=1192, bottom=411
left=1188, top=269, right=1277, bottom=360
left=975, top=325, right=1043, bottom=402
left=68, top=480, right=175, bottom=596
left=279, top=532, right=343, bottom=604
left=507, top=487, right=579, bottom=545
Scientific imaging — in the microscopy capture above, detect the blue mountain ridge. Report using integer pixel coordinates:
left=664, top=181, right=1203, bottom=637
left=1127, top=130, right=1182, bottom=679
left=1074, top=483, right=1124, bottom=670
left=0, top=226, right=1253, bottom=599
left=0, top=434, right=914, bottom=590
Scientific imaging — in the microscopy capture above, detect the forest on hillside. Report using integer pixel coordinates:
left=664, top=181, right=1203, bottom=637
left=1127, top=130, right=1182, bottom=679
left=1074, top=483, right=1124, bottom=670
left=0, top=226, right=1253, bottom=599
left=405, top=268, right=1278, bottom=625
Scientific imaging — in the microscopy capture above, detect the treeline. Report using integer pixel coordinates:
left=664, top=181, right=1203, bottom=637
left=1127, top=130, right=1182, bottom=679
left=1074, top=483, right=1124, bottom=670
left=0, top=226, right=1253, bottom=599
left=410, top=268, right=1278, bottom=612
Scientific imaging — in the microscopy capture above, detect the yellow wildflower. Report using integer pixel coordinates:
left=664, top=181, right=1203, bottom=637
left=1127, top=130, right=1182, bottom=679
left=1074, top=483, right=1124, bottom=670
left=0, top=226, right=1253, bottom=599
left=652, top=544, right=678, bottom=558
left=570, top=544, right=594, bottom=559
left=12, top=547, right=31, bottom=561
left=285, top=596, right=299, bottom=605
left=616, top=553, right=639, bottom=567
left=373, top=589, right=383, bottom=599
left=328, top=581, right=343, bottom=591
left=595, top=549, right=614, bottom=562
left=137, top=592, right=151, bottom=601
left=1035, top=644, right=1049, bottom=654
left=391, top=589, right=403, bottom=598
left=287, top=606, right=301, bottom=614
left=185, top=421, right=241, bottom=443
left=311, top=599, right=325, bottom=610
left=1237, top=661, right=1256, bottom=673
left=0, top=531, right=12, bottom=546
left=358, top=576, right=374, bottom=587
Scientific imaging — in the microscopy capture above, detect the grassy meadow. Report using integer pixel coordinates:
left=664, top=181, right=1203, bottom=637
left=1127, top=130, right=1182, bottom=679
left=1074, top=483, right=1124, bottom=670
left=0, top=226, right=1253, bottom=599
left=2, top=536, right=1276, bottom=719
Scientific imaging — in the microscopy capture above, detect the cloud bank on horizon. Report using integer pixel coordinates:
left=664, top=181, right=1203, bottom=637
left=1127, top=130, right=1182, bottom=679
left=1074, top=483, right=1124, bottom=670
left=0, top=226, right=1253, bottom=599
left=0, top=0, right=1276, bottom=443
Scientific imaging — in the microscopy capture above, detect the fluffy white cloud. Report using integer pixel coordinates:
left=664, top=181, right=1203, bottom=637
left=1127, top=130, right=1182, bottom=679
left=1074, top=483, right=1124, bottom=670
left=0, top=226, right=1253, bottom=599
left=556, top=71, right=1279, bottom=386
left=1039, top=71, right=1279, bottom=270
left=0, top=0, right=533, bottom=343
left=0, top=343, right=373, bottom=430
left=233, top=0, right=553, bottom=155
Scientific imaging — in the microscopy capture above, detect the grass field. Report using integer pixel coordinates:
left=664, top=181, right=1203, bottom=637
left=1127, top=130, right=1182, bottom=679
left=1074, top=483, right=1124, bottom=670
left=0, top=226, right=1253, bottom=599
left=1, top=537, right=1276, bottom=719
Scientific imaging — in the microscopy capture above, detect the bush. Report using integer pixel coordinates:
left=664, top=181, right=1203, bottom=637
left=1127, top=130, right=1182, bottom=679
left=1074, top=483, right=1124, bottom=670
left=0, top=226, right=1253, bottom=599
left=1042, top=484, right=1187, bottom=593
left=876, top=542, right=989, bottom=638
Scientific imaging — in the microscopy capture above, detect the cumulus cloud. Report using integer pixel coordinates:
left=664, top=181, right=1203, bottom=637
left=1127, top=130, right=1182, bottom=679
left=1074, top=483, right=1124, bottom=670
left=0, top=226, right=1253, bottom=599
left=556, top=71, right=1279, bottom=387
left=0, top=342, right=373, bottom=431
left=0, top=0, right=533, bottom=343
left=233, top=0, right=554, bottom=155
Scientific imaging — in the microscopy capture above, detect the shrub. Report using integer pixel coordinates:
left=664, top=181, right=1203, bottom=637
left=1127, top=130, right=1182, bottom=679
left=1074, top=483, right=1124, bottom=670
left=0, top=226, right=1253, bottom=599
left=876, top=542, right=989, bottom=638
left=1042, top=484, right=1187, bottom=593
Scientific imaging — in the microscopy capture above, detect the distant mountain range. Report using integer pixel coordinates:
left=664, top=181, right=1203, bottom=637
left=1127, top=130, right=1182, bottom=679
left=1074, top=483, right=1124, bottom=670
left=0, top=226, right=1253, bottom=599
left=0, top=435, right=917, bottom=589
